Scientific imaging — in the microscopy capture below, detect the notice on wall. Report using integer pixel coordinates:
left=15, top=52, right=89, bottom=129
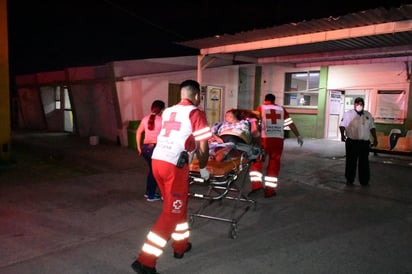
left=375, top=90, right=405, bottom=124
left=329, top=90, right=342, bottom=115
left=205, top=86, right=222, bottom=126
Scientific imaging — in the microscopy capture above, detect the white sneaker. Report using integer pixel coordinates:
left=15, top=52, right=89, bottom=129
left=146, top=194, right=162, bottom=202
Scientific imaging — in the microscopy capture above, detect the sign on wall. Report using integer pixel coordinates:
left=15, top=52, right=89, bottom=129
left=205, top=86, right=222, bottom=126
left=375, top=90, right=405, bottom=124
left=329, top=90, right=342, bottom=115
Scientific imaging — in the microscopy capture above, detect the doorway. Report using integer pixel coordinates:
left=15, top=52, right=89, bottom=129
left=326, top=90, right=344, bottom=139
left=63, top=86, right=73, bottom=132
left=39, top=85, right=73, bottom=133
left=326, top=89, right=368, bottom=139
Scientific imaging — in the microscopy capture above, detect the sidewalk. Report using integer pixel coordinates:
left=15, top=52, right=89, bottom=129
left=1, top=132, right=411, bottom=274
left=281, top=137, right=412, bottom=204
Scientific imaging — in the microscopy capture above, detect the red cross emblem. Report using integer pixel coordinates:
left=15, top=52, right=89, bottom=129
left=173, top=200, right=183, bottom=210
left=163, top=112, right=181, bottom=137
left=266, top=109, right=281, bottom=124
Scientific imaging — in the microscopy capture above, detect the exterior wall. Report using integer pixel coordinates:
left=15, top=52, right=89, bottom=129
left=13, top=57, right=411, bottom=145
left=70, top=80, right=118, bottom=141
left=15, top=71, right=67, bottom=130
left=64, top=65, right=119, bottom=143
left=116, top=65, right=240, bottom=146
left=259, top=64, right=322, bottom=138
left=16, top=87, right=47, bottom=129
left=13, top=59, right=241, bottom=147
left=14, top=67, right=121, bottom=143
left=202, top=66, right=239, bottom=111
left=328, top=62, right=410, bottom=134
left=259, top=62, right=411, bottom=138
left=327, top=63, right=408, bottom=91
left=116, top=78, right=171, bottom=146
left=238, top=66, right=256, bottom=109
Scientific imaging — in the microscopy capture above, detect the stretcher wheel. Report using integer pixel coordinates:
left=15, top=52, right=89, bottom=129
left=189, top=215, right=195, bottom=228
left=229, top=223, right=238, bottom=239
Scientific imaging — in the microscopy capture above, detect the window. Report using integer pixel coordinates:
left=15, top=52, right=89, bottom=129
left=284, top=71, right=320, bottom=107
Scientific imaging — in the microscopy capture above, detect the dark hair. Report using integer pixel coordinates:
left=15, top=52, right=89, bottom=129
left=354, top=97, right=364, bottom=105
left=226, top=108, right=242, bottom=121
left=148, top=100, right=165, bottom=130
left=237, top=109, right=260, bottom=120
left=180, top=79, right=200, bottom=94
left=265, top=93, right=276, bottom=102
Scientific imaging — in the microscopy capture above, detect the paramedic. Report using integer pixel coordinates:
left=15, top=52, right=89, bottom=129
left=249, top=93, right=303, bottom=198
left=131, top=80, right=212, bottom=274
left=136, top=99, right=165, bottom=202
left=339, top=97, right=377, bottom=186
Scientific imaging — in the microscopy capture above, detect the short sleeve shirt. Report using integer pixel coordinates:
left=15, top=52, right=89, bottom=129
left=212, top=120, right=250, bottom=135
left=339, top=109, right=375, bottom=141
left=257, top=102, right=289, bottom=139
left=152, top=99, right=211, bottom=165
left=141, top=114, right=162, bottom=144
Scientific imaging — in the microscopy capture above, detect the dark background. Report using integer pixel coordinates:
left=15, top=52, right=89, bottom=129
left=7, top=0, right=412, bottom=76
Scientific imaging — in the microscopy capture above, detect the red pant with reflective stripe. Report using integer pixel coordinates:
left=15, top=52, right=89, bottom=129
left=251, top=137, right=284, bottom=181
left=137, top=160, right=190, bottom=268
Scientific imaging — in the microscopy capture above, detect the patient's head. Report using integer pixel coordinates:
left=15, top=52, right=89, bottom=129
left=225, top=109, right=241, bottom=123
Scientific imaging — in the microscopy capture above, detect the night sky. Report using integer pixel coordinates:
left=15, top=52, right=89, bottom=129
left=7, top=0, right=412, bottom=76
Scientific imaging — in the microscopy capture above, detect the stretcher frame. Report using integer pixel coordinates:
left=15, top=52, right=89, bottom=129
left=188, top=148, right=259, bottom=239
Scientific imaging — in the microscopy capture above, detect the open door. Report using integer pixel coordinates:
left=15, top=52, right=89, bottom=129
left=326, top=90, right=344, bottom=139
left=63, top=86, right=73, bottom=132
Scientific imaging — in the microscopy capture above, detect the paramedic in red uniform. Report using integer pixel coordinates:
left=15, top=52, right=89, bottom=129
left=131, top=80, right=212, bottom=274
left=250, top=93, right=303, bottom=197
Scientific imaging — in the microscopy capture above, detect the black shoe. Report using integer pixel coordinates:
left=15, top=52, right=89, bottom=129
left=360, top=182, right=369, bottom=187
left=173, top=242, right=192, bottom=259
left=247, top=189, right=261, bottom=197
left=131, top=260, right=159, bottom=274
left=346, top=181, right=354, bottom=186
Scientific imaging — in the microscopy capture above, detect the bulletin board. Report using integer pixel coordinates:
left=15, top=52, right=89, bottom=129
left=375, top=90, right=405, bottom=124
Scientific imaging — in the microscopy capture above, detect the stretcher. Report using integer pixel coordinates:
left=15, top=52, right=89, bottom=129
left=188, top=143, right=262, bottom=239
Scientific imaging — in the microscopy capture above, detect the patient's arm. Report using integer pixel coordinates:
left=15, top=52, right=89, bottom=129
left=210, top=134, right=224, bottom=143
left=196, top=140, right=209, bottom=169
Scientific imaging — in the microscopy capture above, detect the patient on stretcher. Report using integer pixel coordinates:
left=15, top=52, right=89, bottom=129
left=209, top=109, right=260, bottom=162
left=190, top=108, right=262, bottom=176
left=211, top=108, right=252, bottom=144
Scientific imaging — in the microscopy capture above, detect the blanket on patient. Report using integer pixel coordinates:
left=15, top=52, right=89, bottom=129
left=190, top=143, right=262, bottom=176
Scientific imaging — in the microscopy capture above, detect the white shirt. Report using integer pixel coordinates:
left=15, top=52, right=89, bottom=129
left=260, top=104, right=285, bottom=138
left=339, top=109, right=375, bottom=141
left=152, top=104, right=197, bottom=165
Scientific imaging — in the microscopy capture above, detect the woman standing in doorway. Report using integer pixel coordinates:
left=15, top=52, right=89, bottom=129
left=136, top=100, right=165, bottom=202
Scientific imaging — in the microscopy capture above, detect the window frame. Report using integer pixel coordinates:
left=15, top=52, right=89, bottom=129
left=283, top=70, right=320, bottom=108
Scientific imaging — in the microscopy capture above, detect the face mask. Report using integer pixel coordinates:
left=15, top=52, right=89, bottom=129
left=355, top=105, right=363, bottom=112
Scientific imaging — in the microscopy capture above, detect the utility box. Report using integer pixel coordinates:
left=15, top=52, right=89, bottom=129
left=127, top=120, right=140, bottom=149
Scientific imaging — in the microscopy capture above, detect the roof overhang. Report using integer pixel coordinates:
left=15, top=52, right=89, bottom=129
left=178, top=5, right=412, bottom=67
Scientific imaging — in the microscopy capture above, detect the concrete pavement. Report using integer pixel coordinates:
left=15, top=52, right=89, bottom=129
left=1, top=132, right=411, bottom=274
